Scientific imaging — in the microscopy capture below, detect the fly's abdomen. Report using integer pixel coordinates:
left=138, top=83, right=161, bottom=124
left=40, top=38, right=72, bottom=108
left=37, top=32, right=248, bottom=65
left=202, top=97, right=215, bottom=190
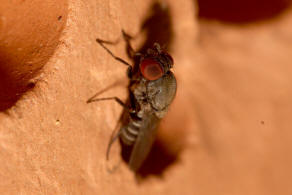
left=120, top=119, right=141, bottom=146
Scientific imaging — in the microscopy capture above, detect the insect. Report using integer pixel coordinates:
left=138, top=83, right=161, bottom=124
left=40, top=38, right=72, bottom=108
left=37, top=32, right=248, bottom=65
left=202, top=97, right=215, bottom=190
left=88, top=31, right=177, bottom=172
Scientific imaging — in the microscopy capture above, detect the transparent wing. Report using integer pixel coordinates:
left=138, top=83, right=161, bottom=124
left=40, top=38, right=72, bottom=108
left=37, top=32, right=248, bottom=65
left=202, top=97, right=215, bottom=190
left=128, top=112, right=160, bottom=171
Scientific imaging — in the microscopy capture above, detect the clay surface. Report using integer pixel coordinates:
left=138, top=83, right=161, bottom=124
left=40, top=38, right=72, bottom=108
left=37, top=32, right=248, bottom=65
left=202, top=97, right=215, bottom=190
left=0, top=0, right=292, bottom=194
left=0, top=0, right=67, bottom=110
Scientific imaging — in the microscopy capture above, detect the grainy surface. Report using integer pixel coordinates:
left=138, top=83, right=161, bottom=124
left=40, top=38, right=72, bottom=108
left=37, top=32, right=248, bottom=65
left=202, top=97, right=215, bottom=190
left=0, top=0, right=292, bottom=194
left=0, top=0, right=67, bottom=110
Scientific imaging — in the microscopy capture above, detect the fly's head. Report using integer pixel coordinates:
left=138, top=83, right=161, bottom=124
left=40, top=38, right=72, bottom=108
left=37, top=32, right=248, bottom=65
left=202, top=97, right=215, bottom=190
left=138, top=43, right=173, bottom=81
left=136, top=43, right=177, bottom=117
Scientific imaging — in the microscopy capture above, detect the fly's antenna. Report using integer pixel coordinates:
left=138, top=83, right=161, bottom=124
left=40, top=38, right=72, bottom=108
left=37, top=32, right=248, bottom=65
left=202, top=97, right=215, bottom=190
left=153, top=42, right=162, bottom=53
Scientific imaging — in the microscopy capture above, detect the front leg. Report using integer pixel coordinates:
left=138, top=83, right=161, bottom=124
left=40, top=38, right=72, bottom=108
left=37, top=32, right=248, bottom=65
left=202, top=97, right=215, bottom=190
left=87, top=96, right=135, bottom=114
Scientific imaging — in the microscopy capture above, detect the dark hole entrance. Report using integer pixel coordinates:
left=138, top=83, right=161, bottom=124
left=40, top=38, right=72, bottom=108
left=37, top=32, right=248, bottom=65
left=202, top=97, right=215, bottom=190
left=0, top=69, right=36, bottom=111
left=197, top=0, right=291, bottom=23
left=138, top=1, right=173, bottom=53
left=135, top=139, right=179, bottom=178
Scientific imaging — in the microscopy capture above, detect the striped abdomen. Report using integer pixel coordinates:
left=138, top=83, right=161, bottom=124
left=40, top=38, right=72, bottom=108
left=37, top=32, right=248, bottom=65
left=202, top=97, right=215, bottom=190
left=120, top=117, right=141, bottom=146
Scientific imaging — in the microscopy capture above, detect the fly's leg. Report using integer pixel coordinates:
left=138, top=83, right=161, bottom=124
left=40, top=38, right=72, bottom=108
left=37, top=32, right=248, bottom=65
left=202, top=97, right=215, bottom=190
left=121, top=30, right=142, bottom=64
left=105, top=121, right=123, bottom=174
left=87, top=96, right=126, bottom=107
left=87, top=97, right=132, bottom=165
left=87, top=96, right=135, bottom=114
left=121, top=30, right=135, bottom=59
left=87, top=97, right=123, bottom=163
left=96, top=38, right=133, bottom=78
left=106, top=125, right=122, bottom=160
left=86, top=96, right=136, bottom=151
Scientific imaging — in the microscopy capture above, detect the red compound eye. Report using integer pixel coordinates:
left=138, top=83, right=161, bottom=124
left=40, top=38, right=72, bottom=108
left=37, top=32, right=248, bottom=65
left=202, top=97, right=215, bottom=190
left=140, top=58, right=164, bottom=81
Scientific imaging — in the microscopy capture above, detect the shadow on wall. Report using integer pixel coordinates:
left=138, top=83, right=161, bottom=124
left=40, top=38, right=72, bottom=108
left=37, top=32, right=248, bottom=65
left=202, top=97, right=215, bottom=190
left=0, top=67, right=36, bottom=111
left=137, top=1, right=173, bottom=53
left=136, top=140, right=179, bottom=178
left=197, top=0, right=291, bottom=23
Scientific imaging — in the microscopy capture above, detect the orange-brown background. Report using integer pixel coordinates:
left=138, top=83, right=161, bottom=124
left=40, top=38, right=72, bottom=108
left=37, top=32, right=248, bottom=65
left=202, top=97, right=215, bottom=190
left=0, top=0, right=291, bottom=194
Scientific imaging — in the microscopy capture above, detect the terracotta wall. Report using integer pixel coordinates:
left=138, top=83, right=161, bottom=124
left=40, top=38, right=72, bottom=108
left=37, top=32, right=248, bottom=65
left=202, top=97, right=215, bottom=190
left=0, top=0, right=291, bottom=194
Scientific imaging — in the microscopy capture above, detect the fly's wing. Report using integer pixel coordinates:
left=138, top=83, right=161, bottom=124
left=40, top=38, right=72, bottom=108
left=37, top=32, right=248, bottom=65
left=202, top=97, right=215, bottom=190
left=128, top=112, right=160, bottom=172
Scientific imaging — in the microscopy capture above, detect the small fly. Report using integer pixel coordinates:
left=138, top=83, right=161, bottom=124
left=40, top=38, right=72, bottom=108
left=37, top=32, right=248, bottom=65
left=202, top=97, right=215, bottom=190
left=87, top=31, right=177, bottom=172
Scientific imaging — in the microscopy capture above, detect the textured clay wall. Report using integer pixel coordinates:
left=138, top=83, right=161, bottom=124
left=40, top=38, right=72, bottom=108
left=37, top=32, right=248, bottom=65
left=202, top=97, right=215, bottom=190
left=0, top=0, right=292, bottom=194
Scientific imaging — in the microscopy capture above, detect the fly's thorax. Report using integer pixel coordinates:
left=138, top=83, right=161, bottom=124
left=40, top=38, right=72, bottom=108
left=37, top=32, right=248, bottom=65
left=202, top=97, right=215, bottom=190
left=129, top=78, right=149, bottom=118
left=131, top=79, right=147, bottom=102
left=130, top=71, right=177, bottom=119
left=146, top=71, right=177, bottom=117
left=136, top=103, right=153, bottom=118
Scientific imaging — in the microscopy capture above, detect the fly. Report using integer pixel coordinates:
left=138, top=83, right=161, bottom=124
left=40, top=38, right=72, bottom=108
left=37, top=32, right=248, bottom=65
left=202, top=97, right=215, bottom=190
left=87, top=31, right=177, bottom=172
